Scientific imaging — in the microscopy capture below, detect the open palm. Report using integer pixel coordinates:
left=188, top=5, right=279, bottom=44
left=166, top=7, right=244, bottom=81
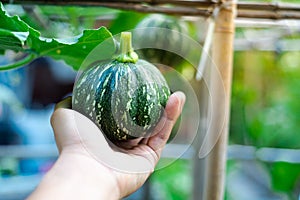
left=49, top=92, right=185, bottom=199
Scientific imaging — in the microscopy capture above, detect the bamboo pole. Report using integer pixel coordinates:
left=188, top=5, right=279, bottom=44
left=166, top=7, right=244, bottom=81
left=238, top=2, right=300, bottom=12
left=4, top=0, right=300, bottom=12
left=3, top=0, right=300, bottom=19
left=237, top=11, right=300, bottom=20
left=202, top=1, right=236, bottom=200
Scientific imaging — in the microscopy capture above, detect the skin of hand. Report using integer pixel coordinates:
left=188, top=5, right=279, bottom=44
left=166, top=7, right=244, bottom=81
left=27, top=91, right=185, bottom=200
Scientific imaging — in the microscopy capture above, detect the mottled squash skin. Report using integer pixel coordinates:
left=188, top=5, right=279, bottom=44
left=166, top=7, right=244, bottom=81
left=72, top=33, right=170, bottom=142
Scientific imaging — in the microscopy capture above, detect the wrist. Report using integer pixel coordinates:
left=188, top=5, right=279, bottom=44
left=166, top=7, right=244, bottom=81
left=29, top=151, right=120, bottom=200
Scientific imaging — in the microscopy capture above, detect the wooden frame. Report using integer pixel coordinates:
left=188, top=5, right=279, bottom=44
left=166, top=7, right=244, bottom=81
left=3, top=0, right=300, bottom=19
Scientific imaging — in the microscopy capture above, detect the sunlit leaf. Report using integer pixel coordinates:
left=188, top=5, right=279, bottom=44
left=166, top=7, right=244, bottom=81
left=0, top=3, right=115, bottom=70
left=28, top=27, right=115, bottom=70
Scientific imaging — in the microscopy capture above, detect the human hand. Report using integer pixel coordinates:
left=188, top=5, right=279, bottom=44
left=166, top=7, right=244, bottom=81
left=28, top=91, right=185, bottom=200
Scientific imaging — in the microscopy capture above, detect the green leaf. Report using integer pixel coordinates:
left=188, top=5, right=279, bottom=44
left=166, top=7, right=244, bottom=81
left=109, top=11, right=146, bottom=35
left=0, top=3, right=115, bottom=71
left=0, top=4, right=40, bottom=37
left=0, top=3, right=38, bottom=53
left=270, top=162, right=300, bottom=193
left=152, top=159, right=192, bottom=200
left=0, top=4, right=29, bottom=32
left=28, top=27, right=115, bottom=70
left=0, top=29, right=26, bottom=52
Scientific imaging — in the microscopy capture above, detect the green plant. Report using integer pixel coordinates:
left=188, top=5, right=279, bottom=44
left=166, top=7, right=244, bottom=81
left=0, top=3, right=115, bottom=71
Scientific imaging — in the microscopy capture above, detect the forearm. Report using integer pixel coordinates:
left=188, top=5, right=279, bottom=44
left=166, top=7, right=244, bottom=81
left=27, top=153, right=120, bottom=200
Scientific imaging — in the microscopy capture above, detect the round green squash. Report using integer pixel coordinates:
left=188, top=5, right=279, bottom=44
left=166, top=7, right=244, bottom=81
left=135, top=14, right=189, bottom=67
left=72, top=32, right=170, bottom=142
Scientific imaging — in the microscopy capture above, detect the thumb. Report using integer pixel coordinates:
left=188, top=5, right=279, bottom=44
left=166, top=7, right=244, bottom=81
left=50, top=108, right=80, bottom=153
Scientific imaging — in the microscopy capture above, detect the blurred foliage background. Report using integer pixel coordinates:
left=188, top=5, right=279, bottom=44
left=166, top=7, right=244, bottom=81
left=1, top=1, right=300, bottom=200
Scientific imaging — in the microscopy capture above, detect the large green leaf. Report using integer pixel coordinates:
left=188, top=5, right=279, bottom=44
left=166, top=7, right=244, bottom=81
left=0, top=4, right=30, bottom=32
left=0, top=3, right=115, bottom=71
left=27, top=27, right=115, bottom=70
left=0, top=3, right=39, bottom=53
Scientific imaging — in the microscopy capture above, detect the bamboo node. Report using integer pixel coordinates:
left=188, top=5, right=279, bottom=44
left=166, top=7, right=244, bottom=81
left=219, top=0, right=238, bottom=18
left=221, top=0, right=237, bottom=10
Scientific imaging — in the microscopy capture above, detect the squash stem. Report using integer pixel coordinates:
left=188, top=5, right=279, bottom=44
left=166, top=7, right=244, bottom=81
left=116, top=32, right=138, bottom=63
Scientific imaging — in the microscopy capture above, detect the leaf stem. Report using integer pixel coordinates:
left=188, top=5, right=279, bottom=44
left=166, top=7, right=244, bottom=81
left=0, top=53, right=36, bottom=71
left=116, top=32, right=138, bottom=63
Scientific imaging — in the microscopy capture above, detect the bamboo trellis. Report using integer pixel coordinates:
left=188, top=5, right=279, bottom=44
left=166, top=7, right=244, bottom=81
left=3, top=1, right=300, bottom=200
left=3, top=0, right=300, bottom=19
